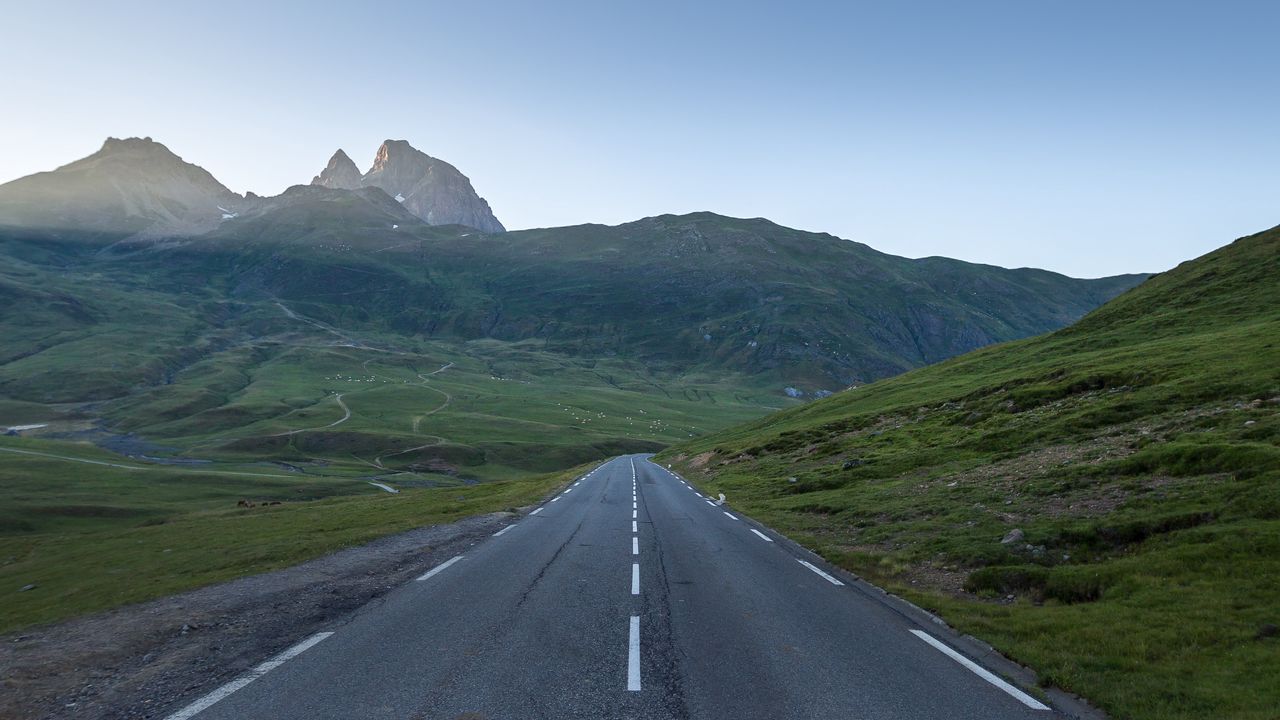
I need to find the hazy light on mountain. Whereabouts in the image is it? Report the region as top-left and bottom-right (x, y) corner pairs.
(0, 0), (1277, 276)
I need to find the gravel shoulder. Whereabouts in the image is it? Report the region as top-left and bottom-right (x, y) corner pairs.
(0, 511), (516, 720)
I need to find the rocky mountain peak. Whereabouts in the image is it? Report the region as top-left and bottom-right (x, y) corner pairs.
(99, 136), (164, 153)
(311, 149), (362, 190)
(82, 137), (193, 170)
(0, 136), (243, 238)
(304, 139), (505, 233)
(369, 139), (417, 169)
(356, 139), (505, 233)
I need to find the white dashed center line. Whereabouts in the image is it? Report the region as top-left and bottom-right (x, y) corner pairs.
(631, 563), (640, 595)
(628, 616), (642, 691)
(632, 537), (639, 555)
(632, 520), (638, 532)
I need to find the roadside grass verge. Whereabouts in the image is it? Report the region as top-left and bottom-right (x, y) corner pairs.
(659, 226), (1280, 719)
(0, 451), (585, 633)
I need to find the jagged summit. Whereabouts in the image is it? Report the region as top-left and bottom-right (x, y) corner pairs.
(0, 135), (506, 238)
(308, 139), (505, 233)
(311, 149), (362, 190)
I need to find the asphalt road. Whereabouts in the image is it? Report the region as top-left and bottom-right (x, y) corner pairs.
(164, 455), (1060, 720)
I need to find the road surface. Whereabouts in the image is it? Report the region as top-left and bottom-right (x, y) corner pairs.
(162, 455), (1058, 720)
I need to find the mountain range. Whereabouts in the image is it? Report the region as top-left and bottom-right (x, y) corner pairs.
(0, 137), (503, 238)
(0, 136), (1145, 476)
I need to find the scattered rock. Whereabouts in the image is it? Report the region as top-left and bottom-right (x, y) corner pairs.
(1000, 529), (1025, 545)
(1244, 420), (1256, 426)
(841, 459), (864, 470)
(19, 584), (36, 592)
(1257, 623), (1278, 640)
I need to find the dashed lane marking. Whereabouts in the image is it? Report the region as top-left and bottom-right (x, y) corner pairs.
(416, 555), (463, 581)
(628, 616), (642, 691)
(909, 630), (1050, 710)
(163, 631), (335, 720)
(797, 559), (844, 585)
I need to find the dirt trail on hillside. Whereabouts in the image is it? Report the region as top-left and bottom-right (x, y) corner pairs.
(0, 512), (516, 720)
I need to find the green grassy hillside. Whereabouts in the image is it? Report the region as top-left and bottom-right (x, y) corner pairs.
(0, 201), (1141, 485)
(659, 225), (1280, 720)
(0, 436), (583, 632)
(178, 207), (1143, 391)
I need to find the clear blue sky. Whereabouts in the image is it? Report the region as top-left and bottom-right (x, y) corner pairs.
(2, 0), (1276, 277)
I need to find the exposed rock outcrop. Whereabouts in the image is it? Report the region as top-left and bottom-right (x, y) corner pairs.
(309, 139), (504, 233)
(310, 149), (362, 190)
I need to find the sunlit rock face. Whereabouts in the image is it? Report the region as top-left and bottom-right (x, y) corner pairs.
(311, 149), (362, 190)
(356, 140), (504, 233)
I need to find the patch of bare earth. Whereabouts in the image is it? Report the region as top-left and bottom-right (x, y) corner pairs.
(687, 451), (716, 470)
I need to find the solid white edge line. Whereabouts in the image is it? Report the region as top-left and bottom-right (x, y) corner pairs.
(632, 536), (639, 555)
(797, 559), (845, 586)
(494, 524), (515, 536)
(416, 555), (463, 581)
(908, 630), (1050, 710)
(551, 497), (560, 502)
(530, 508), (543, 515)
(163, 631), (335, 720)
(722, 511), (738, 520)
(628, 616), (641, 691)
(631, 563), (640, 595)
(749, 529), (773, 542)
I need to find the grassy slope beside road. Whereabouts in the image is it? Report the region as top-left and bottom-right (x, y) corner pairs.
(659, 225), (1280, 720)
(0, 443), (588, 633)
